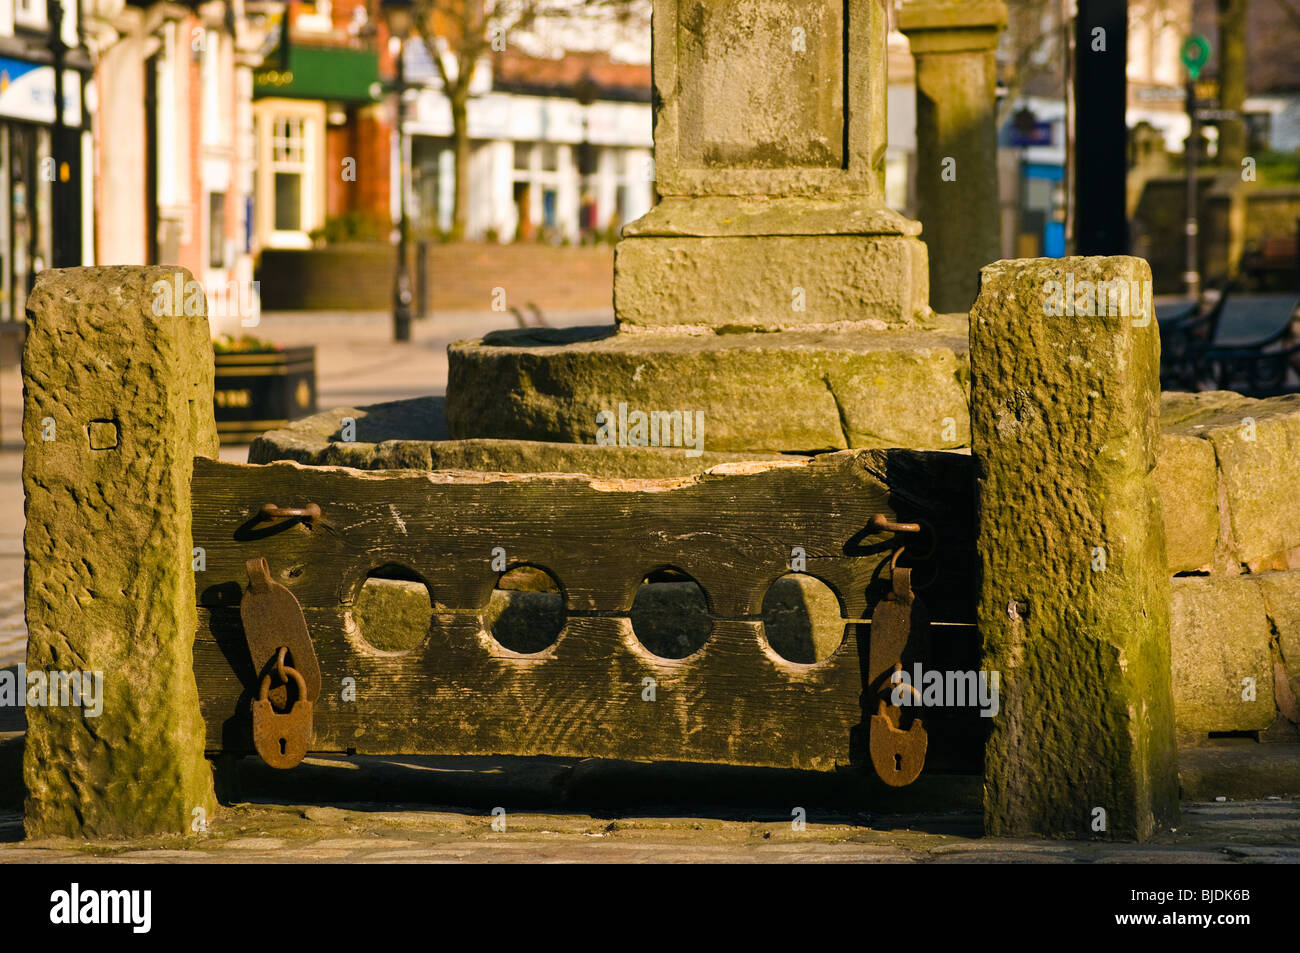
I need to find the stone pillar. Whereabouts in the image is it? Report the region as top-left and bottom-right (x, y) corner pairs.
(898, 1), (1006, 315)
(22, 266), (218, 837)
(448, 0), (974, 455)
(614, 0), (930, 331)
(970, 256), (1179, 841)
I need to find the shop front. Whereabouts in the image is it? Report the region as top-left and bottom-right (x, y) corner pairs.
(0, 52), (88, 324)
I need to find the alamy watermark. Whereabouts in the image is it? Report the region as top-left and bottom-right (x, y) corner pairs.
(596, 403), (705, 457)
(151, 272), (261, 326)
(50, 884), (150, 933)
(1042, 274), (1152, 326)
(0, 665), (104, 717)
(890, 664), (1001, 718)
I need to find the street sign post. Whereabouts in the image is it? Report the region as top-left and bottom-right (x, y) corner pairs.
(1182, 34), (1212, 299)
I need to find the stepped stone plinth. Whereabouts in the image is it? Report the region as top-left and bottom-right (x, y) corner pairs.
(445, 0), (968, 455)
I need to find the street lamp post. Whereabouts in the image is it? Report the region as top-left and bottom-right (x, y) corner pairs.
(1180, 34), (1212, 301)
(47, 0), (68, 268)
(381, 0), (415, 342)
(1184, 78), (1201, 300)
(573, 72), (598, 243)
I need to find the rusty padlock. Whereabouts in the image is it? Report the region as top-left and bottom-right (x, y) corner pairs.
(865, 544), (931, 787)
(869, 700), (928, 787)
(241, 556), (321, 710)
(252, 661), (313, 769)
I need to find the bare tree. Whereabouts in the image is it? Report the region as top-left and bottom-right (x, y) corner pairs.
(413, 0), (643, 240)
(1215, 0), (1246, 166)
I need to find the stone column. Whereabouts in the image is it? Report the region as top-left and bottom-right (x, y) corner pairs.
(970, 256), (1179, 840)
(613, 0), (930, 331)
(22, 266), (218, 837)
(898, 0), (1007, 315)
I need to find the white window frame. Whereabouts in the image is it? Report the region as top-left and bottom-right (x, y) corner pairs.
(255, 99), (325, 249)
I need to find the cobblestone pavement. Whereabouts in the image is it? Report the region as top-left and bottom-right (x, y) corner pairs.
(0, 796), (1296, 863)
(0, 752), (1295, 863)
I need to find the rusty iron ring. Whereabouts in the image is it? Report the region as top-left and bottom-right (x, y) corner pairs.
(259, 663), (307, 706)
(258, 503), (322, 523)
(888, 546), (941, 591)
(273, 645), (289, 684)
(870, 513), (937, 562)
(888, 662), (923, 704)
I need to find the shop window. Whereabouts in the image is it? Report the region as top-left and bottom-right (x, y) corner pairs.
(514, 142), (532, 171)
(274, 174), (302, 232)
(271, 115), (309, 234)
(272, 116), (306, 163)
(15, 0), (46, 28)
(208, 192), (227, 268)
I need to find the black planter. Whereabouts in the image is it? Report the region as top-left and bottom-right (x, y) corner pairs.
(213, 346), (317, 444)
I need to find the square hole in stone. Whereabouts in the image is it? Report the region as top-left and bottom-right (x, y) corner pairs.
(88, 419), (119, 450)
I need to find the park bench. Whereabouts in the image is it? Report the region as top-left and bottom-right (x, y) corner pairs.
(1158, 280), (1230, 390)
(1199, 298), (1300, 397)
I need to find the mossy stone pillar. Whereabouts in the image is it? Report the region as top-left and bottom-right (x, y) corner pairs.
(898, 0), (1007, 315)
(22, 266), (218, 837)
(970, 256), (1179, 840)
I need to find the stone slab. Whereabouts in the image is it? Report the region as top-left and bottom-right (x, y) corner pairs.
(897, 1), (1008, 49)
(1255, 570), (1300, 711)
(1178, 743), (1300, 800)
(1170, 575), (1276, 734)
(250, 397), (792, 478)
(1158, 392), (1300, 572)
(1154, 430), (1222, 573)
(971, 256), (1178, 840)
(22, 266), (218, 837)
(614, 233), (930, 330)
(445, 321), (971, 453)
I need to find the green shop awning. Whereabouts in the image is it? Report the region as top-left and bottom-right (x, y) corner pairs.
(254, 44), (379, 103)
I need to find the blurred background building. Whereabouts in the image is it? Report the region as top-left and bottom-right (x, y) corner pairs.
(0, 0), (1296, 323)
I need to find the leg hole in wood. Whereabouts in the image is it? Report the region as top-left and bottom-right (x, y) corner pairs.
(489, 565), (565, 654)
(630, 568), (713, 660)
(760, 573), (845, 665)
(353, 566), (433, 653)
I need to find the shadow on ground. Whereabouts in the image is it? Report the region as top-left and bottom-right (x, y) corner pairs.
(216, 752), (981, 836)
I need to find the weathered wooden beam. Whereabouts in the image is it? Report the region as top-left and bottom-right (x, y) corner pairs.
(191, 449), (978, 771)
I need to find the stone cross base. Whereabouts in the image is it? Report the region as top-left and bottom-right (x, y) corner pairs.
(614, 198), (931, 331)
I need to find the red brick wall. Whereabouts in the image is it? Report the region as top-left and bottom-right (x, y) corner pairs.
(429, 243), (614, 313)
(326, 107), (391, 224)
(259, 242), (615, 312)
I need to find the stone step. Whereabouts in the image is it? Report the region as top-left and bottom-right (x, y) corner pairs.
(445, 319), (972, 453)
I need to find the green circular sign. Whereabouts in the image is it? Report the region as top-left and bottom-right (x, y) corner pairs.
(1181, 34), (1212, 79)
